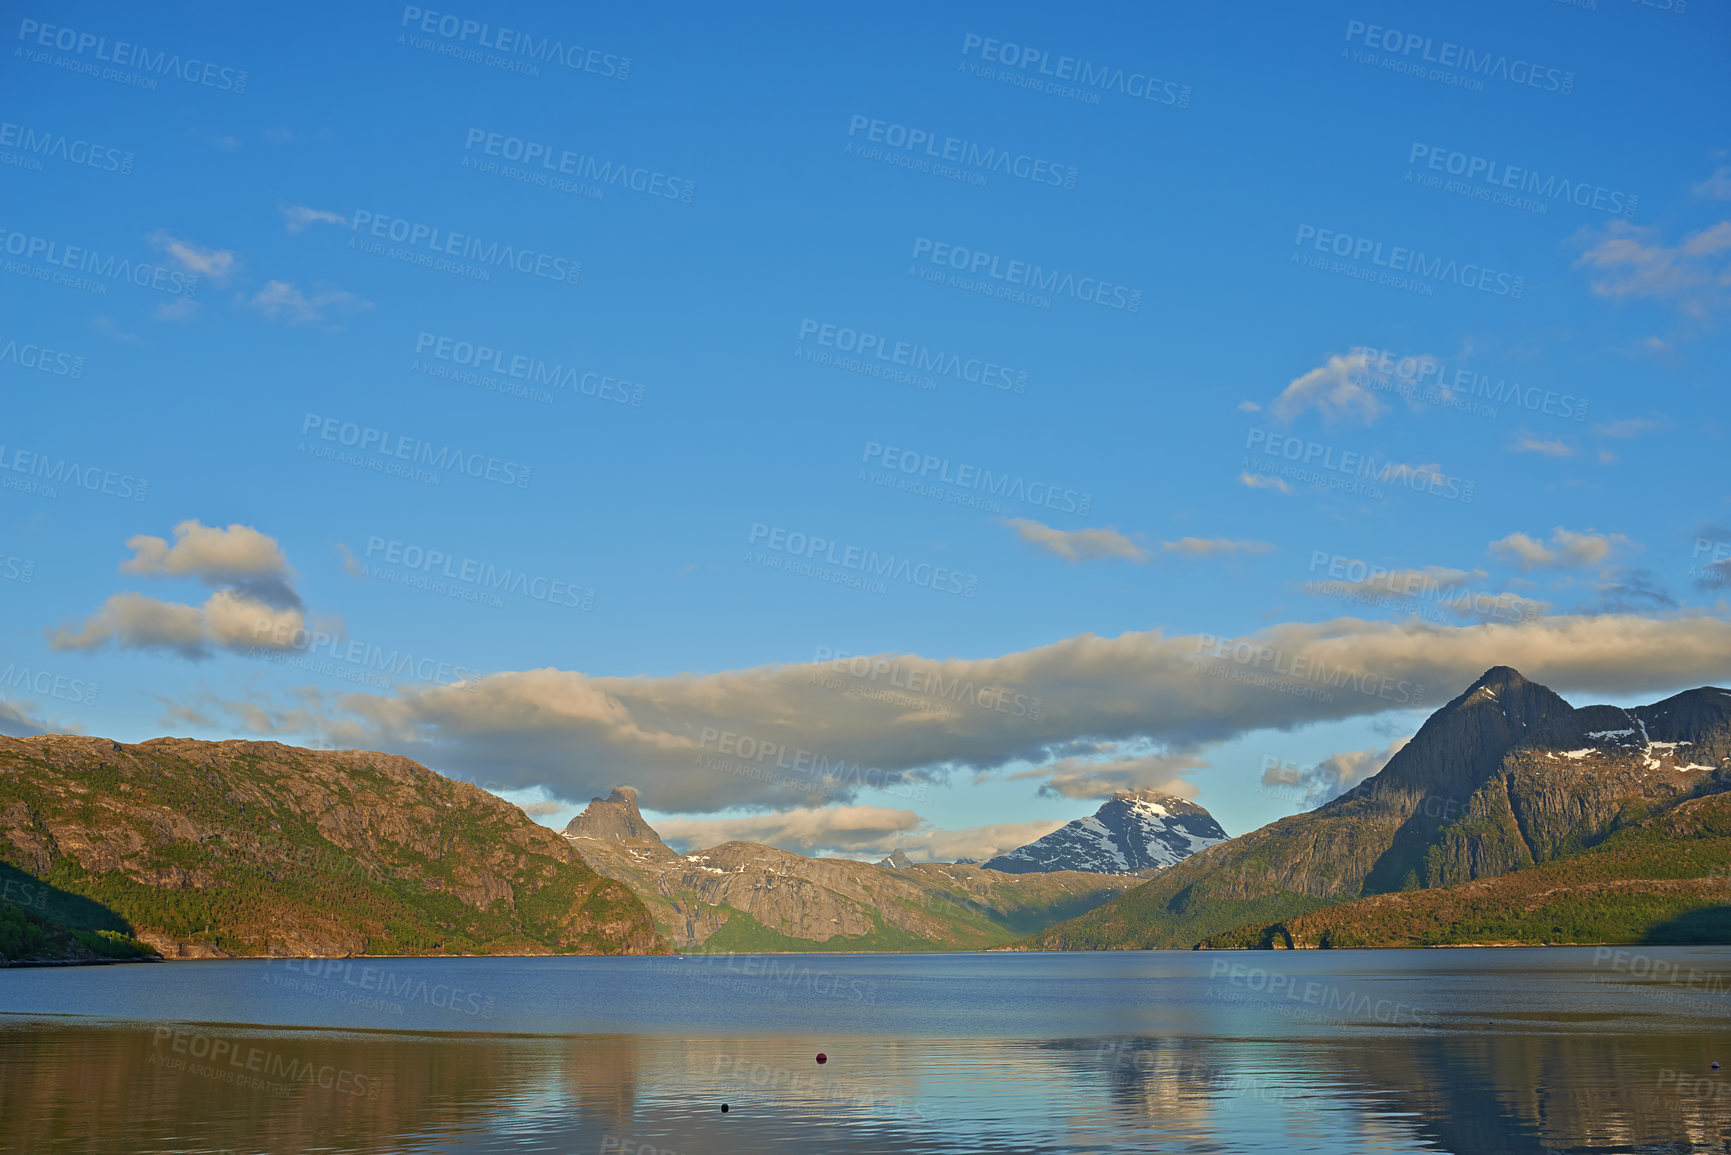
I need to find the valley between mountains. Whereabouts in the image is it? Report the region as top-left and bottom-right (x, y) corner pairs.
(2, 666), (1728, 962)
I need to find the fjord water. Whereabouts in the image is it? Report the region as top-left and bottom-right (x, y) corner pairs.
(2, 949), (1728, 1153)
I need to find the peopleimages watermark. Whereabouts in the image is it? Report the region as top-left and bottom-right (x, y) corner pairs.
(1406, 143), (1635, 219)
(360, 535), (594, 611)
(1242, 429), (1475, 504)
(958, 34), (1190, 109)
(844, 114), (1078, 190)
(248, 620), (484, 692)
(346, 211), (579, 287)
(0, 551), (35, 583)
(1591, 946), (1731, 1014)
(694, 726), (926, 803)
(1303, 551), (1541, 626)
(297, 413), (533, 489)
(655, 951), (880, 1005)
(411, 332), (644, 407)
(909, 237), (1142, 313)
(1341, 20), (1574, 96)
(1293, 225), (1525, 299)
(746, 523), (980, 598)
(0, 663), (99, 707)
(1346, 345), (1588, 423)
(860, 440), (1090, 517)
(794, 318), (1029, 395)
(263, 958), (496, 1018)
(15, 19), (249, 94)
(1, 228), (199, 298)
(1192, 635), (1427, 707)
(0, 875), (50, 913)
(0, 337), (84, 379)
(397, 7), (629, 80)
(1690, 535), (1730, 589)
(1207, 959), (1432, 1026)
(150, 1025), (380, 1100)
(0, 443), (148, 502)
(809, 647), (1043, 720)
(461, 128), (692, 204)
(0, 120), (133, 177)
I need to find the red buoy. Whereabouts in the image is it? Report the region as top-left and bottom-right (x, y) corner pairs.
(816, 1053), (827, 1064)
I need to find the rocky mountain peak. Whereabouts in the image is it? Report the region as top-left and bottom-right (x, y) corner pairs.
(564, 785), (664, 845)
(876, 850), (915, 869)
(983, 793), (1229, 875)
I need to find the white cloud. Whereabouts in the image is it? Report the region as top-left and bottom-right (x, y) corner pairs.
(1007, 751), (1206, 800)
(1573, 219), (1731, 320)
(122, 519), (299, 606)
(1161, 537), (1275, 559)
(0, 696), (87, 737)
(246, 280), (371, 326)
(176, 611), (1731, 814)
(1489, 527), (1630, 571)
(48, 522), (310, 658)
(1238, 472), (1293, 495)
(1303, 564), (1548, 624)
(154, 298), (199, 323)
(1594, 416), (1671, 439)
(1693, 165), (1731, 201)
(280, 203), (350, 232)
(1268, 351), (1389, 425)
(337, 543), (366, 578)
(655, 805), (1069, 864)
(1511, 435), (1577, 458)
(1262, 738), (1409, 808)
(147, 231), (237, 283)
(1005, 518), (1148, 563)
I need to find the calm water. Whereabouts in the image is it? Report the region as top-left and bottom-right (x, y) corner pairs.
(2, 948), (1729, 1153)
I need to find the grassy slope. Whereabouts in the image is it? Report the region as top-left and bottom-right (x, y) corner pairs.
(0, 736), (665, 960)
(1197, 790), (1731, 948)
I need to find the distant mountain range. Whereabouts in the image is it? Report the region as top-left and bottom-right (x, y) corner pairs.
(983, 792), (1229, 874)
(10, 664), (1725, 964)
(1019, 667), (1731, 950)
(0, 736), (665, 963)
(562, 788), (1132, 951)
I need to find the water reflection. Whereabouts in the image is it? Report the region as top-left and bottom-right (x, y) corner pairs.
(3, 1021), (1730, 1153)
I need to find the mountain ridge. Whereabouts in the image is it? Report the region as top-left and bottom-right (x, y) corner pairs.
(1017, 668), (1731, 950)
(0, 734), (667, 961)
(560, 788), (1132, 950)
(983, 791), (1228, 874)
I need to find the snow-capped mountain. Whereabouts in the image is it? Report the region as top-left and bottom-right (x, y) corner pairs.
(983, 792), (1229, 875)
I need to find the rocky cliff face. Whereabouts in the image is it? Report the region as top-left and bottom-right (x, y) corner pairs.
(0, 735), (666, 959)
(983, 792), (1228, 874)
(561, 788), (1130, 950)
(1023, 668), (1731, 950)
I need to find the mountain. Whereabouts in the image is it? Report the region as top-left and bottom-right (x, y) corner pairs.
(876, 850), (914, 869)
(983, 792), (1229, 874)
(0, 735), (666, 961)
(1198, 788), (1731, 948)
(561, 788), (1131, 951)
(1019, 668), (1731, 950)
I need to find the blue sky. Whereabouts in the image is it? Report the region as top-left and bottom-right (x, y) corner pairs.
(4, 0), (1730, 861)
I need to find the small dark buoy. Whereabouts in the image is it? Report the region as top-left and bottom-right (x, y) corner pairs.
(720, 1103), (729, 1113)
(815, 1052), (827, 1064)
(1713, 1062), (1722, 1070)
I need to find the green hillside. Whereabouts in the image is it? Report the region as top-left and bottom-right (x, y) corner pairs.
(0, 735), (666, 962)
